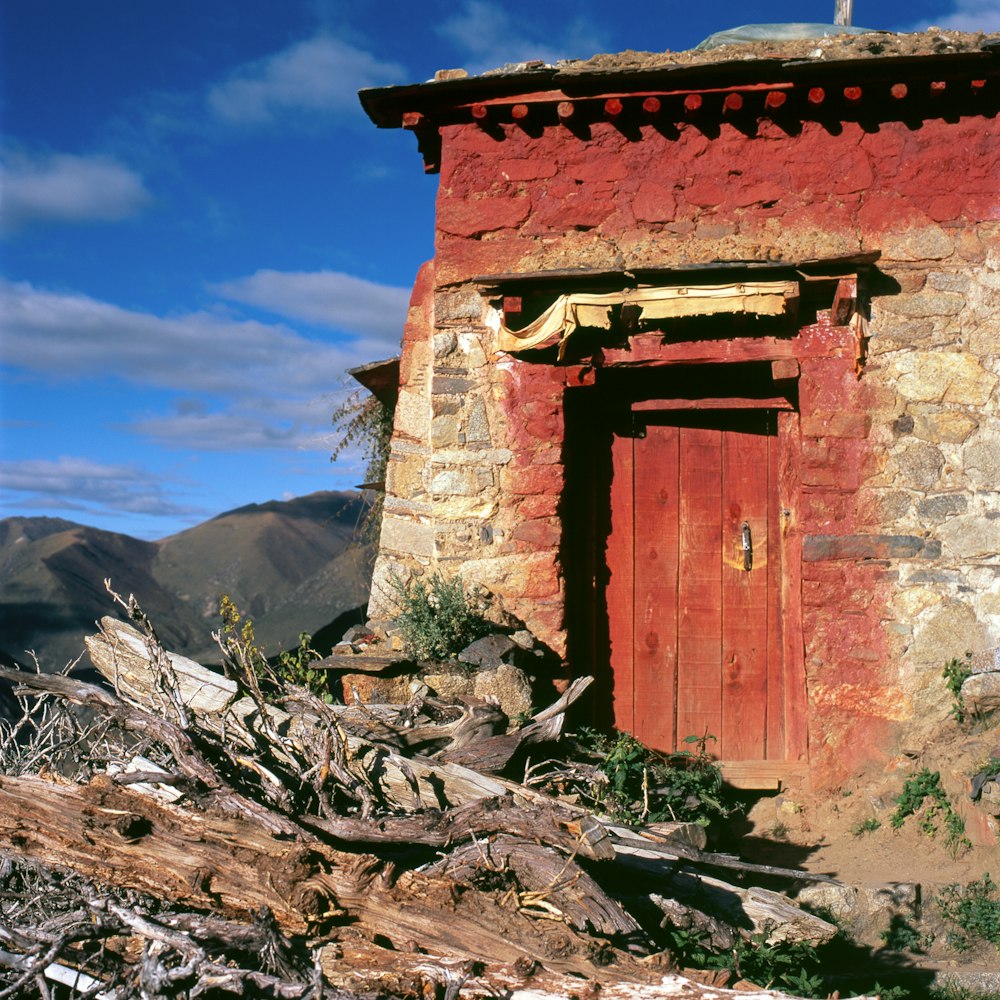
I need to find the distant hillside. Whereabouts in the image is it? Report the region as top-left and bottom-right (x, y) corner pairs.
(0, 492), (373, 671)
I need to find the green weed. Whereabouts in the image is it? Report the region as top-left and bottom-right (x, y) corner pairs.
(218, 597), (331, 701)
(937, 874), (1000, 953)
(943, 652), (974, 724)
(851, 817), (881, 836)
(577, 730), (732, 827)
(880, 915), (925, 953)
(890, 768), (971, 858)
(390, 571), (492, 661)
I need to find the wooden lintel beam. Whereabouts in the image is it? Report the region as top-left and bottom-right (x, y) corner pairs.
(632, 396), (795, 412)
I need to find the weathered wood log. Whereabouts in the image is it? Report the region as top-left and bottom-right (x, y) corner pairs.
(423, 834), (645, 942)
(0, 773), (645, 980)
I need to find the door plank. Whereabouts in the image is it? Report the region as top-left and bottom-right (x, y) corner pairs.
(721, 418), (770, 760)
(632, 425), (679, 752)
(778, 411), (809, 760)
(676, 427), (723, 746)
(607, 430), (635, 735)
(766, 423), (786, 758)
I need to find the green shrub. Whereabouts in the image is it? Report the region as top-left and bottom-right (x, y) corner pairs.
(577, 730), (732, 827)
(937, 874), (1000, 953)
(391, 571), (492, 661)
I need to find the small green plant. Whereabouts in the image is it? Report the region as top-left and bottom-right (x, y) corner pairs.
(577, 730), (732, 826)
(713, 934), (824, 997)
(870, 983), (911, 1000)
(943, 652), (974, 724)
(937, 874), (1000, 953)
(660, 926), (825, 996)
(890, 768), (971, 858)
(277, 632), (331, 703)
(880, 915), (925, 952)
(390, 571), (492, 660)
(218, 598), (331, 700)
(851, 817), (881, 836)
(770, 821), (790, 840)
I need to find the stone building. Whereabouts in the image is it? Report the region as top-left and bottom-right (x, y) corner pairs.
(355, 29), (1000, 788)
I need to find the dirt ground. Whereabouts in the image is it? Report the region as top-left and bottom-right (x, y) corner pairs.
(731, 717), (1000, 991)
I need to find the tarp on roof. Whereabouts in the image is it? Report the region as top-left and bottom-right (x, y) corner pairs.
(696, 23), (882, 50)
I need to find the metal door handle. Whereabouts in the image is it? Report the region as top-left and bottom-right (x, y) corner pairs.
(742, 522), (753, 571)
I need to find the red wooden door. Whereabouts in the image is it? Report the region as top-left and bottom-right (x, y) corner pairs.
(607, 409), (784, 760)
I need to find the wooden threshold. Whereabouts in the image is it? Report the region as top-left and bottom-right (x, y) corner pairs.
(718, 760), (808, 791)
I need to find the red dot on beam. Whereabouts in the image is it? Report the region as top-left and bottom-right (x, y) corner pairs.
(764, 91), (787, 109)
(972, 79), (986, 91)
(890, 83), (908, 99)
(844, 86), (862, 102)
(471, 103), (488, 120)
(684, 94), (702, 112)
(604, 98), (624, 116)
(723, 93), (743, 112)
(511, 104), (529, 119)
(402, 111), (424, 128)
(930, 81), (946, 94)
(642, 96), (661, 114)
(556, 101), (575, 119)
(808, 87), (825, 105)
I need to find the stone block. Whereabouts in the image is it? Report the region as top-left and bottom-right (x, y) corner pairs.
(892, 352), (997, 406)
(432, 331), (457, 358)
(512, 518), (561, 548)
(393, 387), (430, 442)
(464, 398), (491, 444)
(963, 436), (1000, 485)
(895, 441), (944, 490)
(458, 634), (517, 669)
(429, 468), (481, 496)
(962, 672), (1000, 715)
(435, 289), (483, 323)
(801, 410), (870, 439)
(939, 514), (1000, 559)
(379, 515), (434, 558)
(340, 673), (415, 704)
(795, 882), (919, 949)
(883, 291), (965, 318)
(916, 494), (968, 522)
(912, 410), (978, 444)
(473, 663), (534, 718)
(431, 413), (461, 448)
(432, 375), (474, 395)
(802, 534), (939, 562)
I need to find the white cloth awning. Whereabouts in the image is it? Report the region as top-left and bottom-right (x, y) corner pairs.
(488, 280), (800, 356)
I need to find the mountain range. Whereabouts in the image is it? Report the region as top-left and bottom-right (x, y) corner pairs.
(0, 491), (373, 672)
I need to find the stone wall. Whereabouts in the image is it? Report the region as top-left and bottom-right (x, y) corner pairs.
(370, 107), (1000, 785)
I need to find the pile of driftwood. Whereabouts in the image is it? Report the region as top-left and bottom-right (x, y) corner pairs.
(0, 593), (844, 999)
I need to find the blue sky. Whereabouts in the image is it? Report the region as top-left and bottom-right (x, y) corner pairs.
(2, 0), (996, 540)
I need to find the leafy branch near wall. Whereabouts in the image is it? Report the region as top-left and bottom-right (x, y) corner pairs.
(331, 388), (394, 545)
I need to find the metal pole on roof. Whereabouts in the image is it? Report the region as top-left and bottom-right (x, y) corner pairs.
(834, 0), (854, 25)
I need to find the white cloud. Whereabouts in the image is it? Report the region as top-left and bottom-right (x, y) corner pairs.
(0, 278), (387, 456)
(0, 277), (355, 398)
(0, 456), (199, 517)
(436, 1), (606, 72)
(0, 152), (151, 232)
(211, 269), (409, 343)
(207, 34), (406, 125)
(904, 0), (1000, 30)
